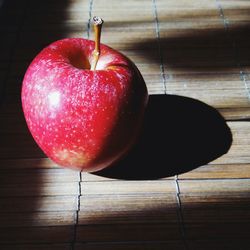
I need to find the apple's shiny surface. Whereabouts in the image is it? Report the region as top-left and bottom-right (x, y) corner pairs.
(22, 38), (148, 172)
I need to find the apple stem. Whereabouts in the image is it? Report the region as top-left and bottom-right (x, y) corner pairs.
(91, 16), (104, 71)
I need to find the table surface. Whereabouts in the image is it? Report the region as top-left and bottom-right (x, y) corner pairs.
(0, 0), (250, 249)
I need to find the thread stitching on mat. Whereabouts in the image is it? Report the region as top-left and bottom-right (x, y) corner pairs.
(240, 72), (250, 100)
(152, 0), (167, 94)
(216, 0), (250, 100)
(71, 0), (94, 247)
(71, 171), (82, 250)
(175, 175), (189, 250)
(87, 0), (94, 39)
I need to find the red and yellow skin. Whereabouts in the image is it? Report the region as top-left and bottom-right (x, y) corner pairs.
(21, 38), (148, 172)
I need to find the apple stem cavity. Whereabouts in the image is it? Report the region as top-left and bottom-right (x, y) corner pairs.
(91, 16), (104, 71)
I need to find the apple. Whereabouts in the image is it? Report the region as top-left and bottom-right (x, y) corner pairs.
(21, 17), (148, 172)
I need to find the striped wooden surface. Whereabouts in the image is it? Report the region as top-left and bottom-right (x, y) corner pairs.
(0, 0), (250, 249)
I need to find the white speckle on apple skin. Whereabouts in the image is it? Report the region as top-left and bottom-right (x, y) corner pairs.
(48, 90), (61, 108)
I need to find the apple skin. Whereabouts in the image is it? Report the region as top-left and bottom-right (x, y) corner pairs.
(21, 38), (148, 172)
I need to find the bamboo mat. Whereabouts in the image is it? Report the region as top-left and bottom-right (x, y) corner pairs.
(0, 0), (250, 249)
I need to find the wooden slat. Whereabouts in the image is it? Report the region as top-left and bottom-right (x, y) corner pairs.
(0, 168), (79, 183)
(0, 244), (71, 250)
(0, 196), (78, 212)
(91, 0), (155, 26)
(187, 239), (250, 250)
(0, 211), (75, 227)
(81, 180), (176, 195)
(0, 158), (56, 169)
(75, 241), (185, 250)
(23, 11), (89, 29)
(0, 133), (45, 158)
(179, 179), (250, 194)
(219, 107), (250, 120)
(166, 75), (250, 110)
(213, 122), (250, 164)
(179, 163), (250, 179)
(0, 182), (79, 196)
(79, 194), (177, 225)
(183, 217), (250, 240)
(76, 224), (181, 242)
(0, 226), (74, 244)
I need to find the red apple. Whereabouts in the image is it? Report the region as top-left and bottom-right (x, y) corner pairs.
(21, 17), (148, 172)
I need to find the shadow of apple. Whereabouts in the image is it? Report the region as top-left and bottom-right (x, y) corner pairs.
(94, 94), (232, 180)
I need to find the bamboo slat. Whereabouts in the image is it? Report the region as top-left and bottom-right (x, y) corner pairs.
(179, 179), (250, 194)
(0, 158), (56, 169)
(76, 224), (181, 242)
(0, 182), (79, 197)
(213, 122), (250, 164)
(0, 226), (74, 244)
(0, 244), (71, 250)
(0, 196), (78, 212)
(0, 211), (75, 227)
(81, 180), (176, 195)
(79, 194), (177, 225)
(179, 163), (250, 179)
(75, 241), (185, 250)
(187, 240), (250, 250)
(0, 168), (79, 183)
